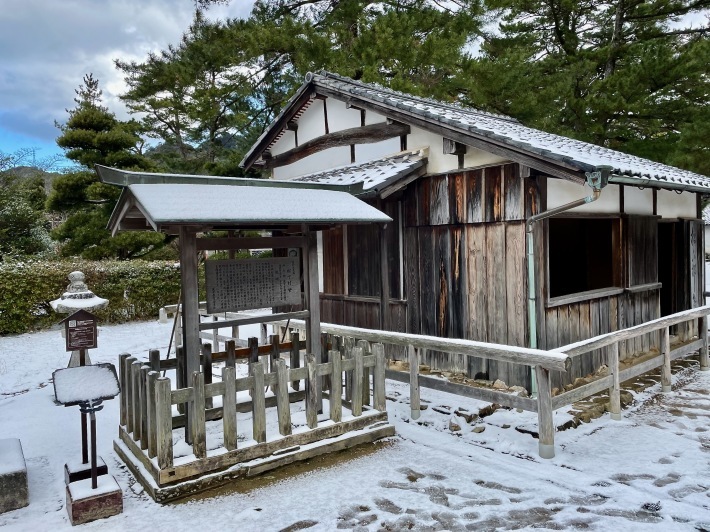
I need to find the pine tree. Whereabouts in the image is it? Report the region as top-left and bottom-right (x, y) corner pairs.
(49, 74), (167, 260)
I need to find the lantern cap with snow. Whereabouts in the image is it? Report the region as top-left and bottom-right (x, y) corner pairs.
(50, 271), (109, 314)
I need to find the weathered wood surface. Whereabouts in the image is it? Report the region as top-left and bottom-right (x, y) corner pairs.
(329, 350), (343, 422)
(263, 122), (410, 169)
(408, 345), (421, 419)
(535, 366), (555, 458)
(373, 344), (386, 412)
(155, 377), (173, 469)
(251, 363), (266, 443)
(282, 321), (570, 372)
(275, 360), (292, 436)
(191, 371), (207, 459)
(306, 354), (319, 429)
(222, 366), (237, 451)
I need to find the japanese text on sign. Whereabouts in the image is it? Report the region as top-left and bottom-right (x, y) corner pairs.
(205, 257), (301, 313)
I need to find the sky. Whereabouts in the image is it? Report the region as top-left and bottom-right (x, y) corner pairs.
(0, 0), (254, 170)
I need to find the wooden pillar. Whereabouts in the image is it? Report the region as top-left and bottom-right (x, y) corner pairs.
(700, 315), (709, 371)
(661, 326), (672, 392)
(379, 224), (390, 331)
(179, 226), (200, 440)
(304, 228), (322, 412)
(408, 344), (420, 420)
(608, 342), (621, 420)
(535, 365), (555, 459)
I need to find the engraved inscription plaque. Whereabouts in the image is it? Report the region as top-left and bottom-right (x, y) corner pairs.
(205, 257), (301, 313)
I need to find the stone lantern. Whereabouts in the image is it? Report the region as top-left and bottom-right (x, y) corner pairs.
(50, 271), (108, 367)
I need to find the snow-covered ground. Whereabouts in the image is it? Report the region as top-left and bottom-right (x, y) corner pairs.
(1, 320), (710, 531)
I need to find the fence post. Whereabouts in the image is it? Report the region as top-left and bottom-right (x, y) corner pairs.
(343, 337), (354, 401)
(118, 353), (130, 427)
(352, 347), (364, 416)
(149, 349), (161, 372)
(147, 371), (158, 458)
(140, 365), (151, 450)
(661, 326), (672, 392)
(201, 343), (213, 409)
(329, 350), (342, 422)
(408, 344), (421, 420)
(192, 371), (206, 459)
(373, 343), (386, 412)
(123, 357), (136, 432)
(212, 316), (219, 352)
(176, 346), (186, 415)
(251, 362), (267, 443)
(608, 342), (621, 421)
(222, 366), (237, 451)
(306, 354), (318, 429)
(275, 360), (292, 436)
(700, 315), (709, 371)
(290, 332), (301, 391)
(357, 340), (371, 406)
(131, 360), (143, 441)
(155, 377), (173, 469)
(226, 340), (236, 369)
(535, 365), (555, 459)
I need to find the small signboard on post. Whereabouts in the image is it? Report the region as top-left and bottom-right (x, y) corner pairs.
(64, 310), (98, 352)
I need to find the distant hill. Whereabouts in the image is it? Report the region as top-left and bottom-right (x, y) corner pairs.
(2, 165), (61, 192)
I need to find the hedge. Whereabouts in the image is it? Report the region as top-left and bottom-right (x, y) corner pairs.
(0, 260), (182, 335)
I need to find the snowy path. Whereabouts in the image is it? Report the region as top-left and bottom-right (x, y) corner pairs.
(1, 320), (710, 531)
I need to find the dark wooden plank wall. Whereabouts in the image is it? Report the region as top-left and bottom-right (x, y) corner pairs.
(322, 226), (344, 294)
(403, 163), (532, 384)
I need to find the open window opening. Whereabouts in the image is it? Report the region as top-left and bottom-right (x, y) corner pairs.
(548, 217), (622, 299)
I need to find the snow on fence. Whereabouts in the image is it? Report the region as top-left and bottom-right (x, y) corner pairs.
(278, 304), (710, 460)
(115, 333), (391, 501)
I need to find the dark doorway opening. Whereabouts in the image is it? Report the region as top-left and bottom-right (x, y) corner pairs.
(658, 221), (677, 317)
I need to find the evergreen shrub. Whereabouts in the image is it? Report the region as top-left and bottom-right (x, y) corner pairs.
(0, 260), (181, 334)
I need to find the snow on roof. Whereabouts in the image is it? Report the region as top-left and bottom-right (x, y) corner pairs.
(243, 71), (710, 192)
(703, 205), (710, 225)
(110, 183), (392, 233)
(289, 149), (427, 192)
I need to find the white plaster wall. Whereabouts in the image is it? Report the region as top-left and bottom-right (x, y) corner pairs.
(407, 126), (459, 174)
(623, 186), (653, 215)
(364, 110), (387, 125)
(317, 231), (324, 292)
(327, 99), (362, 132)
(462, 146), (507, 170)
(657, 189), (697, 219)
(355, 138), (402, 163)
(547, 179), (620, 213)
(273, 146), (352, 179)
(269, 130), (296, 157)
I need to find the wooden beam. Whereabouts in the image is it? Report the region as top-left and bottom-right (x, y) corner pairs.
(443, 138), (467, 155)
(263, 122), (411, 169)
(196, 236), (305, 251)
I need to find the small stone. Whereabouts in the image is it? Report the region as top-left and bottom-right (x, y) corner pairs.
(551, 387), (560, 397)
(509, 386), (528, 397)
(596, 365), (609, 377)
(501, 424), (510, 429)
(573, 377), (590, 387)
(472, 426), (486, 433)
(492, 379), (507, 390)
(449, 420), (462, 432)
(419, 364), (430, 372)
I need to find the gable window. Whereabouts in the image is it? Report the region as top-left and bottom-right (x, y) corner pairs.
(547, 217), (622, 301)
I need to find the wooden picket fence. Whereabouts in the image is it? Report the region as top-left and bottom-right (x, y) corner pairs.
(116, 335), (390, 490)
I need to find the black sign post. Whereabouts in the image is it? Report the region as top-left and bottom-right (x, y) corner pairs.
(62, 309), (99, 464)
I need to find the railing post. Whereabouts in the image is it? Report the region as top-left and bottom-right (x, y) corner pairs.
(373, 343), (386, 412)
(131, 360), (143, 441)
(191, 371), (206, 459)
(661, 326), (672, 392)
(357, 340), (371, 406)
(201, 343), (213, 409)
(608, 342), (621, 421)
(329, 350), (342, 422)
(147, 371), (158, 458)
(251, 362), (267, 442)
(290, 332), (301, 391)
(700, 315), (709, 371)
(149, 349), (161, 372)
(352, 347), (364, 416)
(408, 344), (421, 420)
(222, 366), (237, 451)
(306, 354), (318, 429)
(123, 357), (136, 432)
(275, 360), (292, 436)
(226, 340), (236, 369)
(140, 365), (151, 450)
(118, 353), (130, 427)
(535, 365), (555, 459)
(155, 377), (173, 469)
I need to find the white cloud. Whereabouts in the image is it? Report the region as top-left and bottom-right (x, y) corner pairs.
(0, 0), (254, 151)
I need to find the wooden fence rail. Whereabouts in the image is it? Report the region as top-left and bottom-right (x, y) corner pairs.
(278, 305), (710, 459)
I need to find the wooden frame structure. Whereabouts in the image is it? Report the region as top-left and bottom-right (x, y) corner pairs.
(102, 175), (395, 500)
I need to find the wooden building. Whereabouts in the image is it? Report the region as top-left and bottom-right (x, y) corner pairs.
(240, 71), (710, 388)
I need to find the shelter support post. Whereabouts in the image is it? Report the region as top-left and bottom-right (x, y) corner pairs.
(179, 226), (200, 442)
(304, 228), (322, 412)
(700, 315), (709, 371)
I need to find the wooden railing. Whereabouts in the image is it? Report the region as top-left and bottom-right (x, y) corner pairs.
(279, 305), (710, 459)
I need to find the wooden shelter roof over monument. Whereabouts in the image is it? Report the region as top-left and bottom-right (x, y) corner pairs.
(106, 181), (392, 235)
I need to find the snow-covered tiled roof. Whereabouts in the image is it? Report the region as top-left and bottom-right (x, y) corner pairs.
(703, 205), (710, 225)
(242, 71), (710, 192)
(289, 149), (427, 194)
(108, 183), (392, 235)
